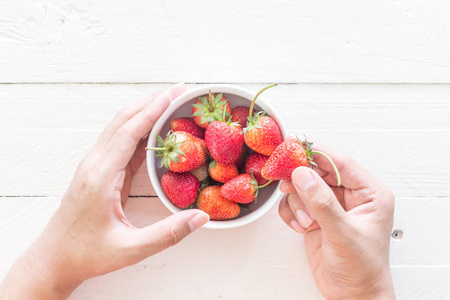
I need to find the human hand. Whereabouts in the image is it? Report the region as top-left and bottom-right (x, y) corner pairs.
(278, 144), (395, 300)
(0, 83), (210, 299)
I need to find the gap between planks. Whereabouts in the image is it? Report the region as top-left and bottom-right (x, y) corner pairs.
(2, 82), (450, 85)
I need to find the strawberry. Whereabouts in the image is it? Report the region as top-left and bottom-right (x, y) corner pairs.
(220, 174), (271, 204)
(192, 91), (232, 129)
(231, 106), (251, 128)
(190, 162), (209, 182)
(244, 84), (283, 156)
(147, 131), (207, 173)
(245, 152), (273, 186)
(235, 145), (247, 169)
(261, 137), (341, 185)
(161, 171), (200, 208)
(197, 186), (240, 220)
(190, 162), (209, 188)
(170, 117), (205, 139)
(209, 161), (239, 183)
(205, 120), (244, 165)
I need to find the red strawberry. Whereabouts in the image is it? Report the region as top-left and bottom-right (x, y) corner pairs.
(245, 152), (273, 186)
(209, 161), (239, 183)
(197, 186), (240, 220)
(192, 91), (232, 129)
(235, 145), (247, 169)
(161, 171), (200, 208)
(147, 131), (207, 173)
(231, 106), (251, 128)
(244, 84), (283, 156)
(170, 117), (205, 139)
(220, 174), (271, 204)
(205, 120), (244, 165)
(261, 137), (341, 186)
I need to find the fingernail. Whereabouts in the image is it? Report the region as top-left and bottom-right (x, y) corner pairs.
(188, 211), (209, 231)
(292, 167), (315, 191)
(290, 220), (303, 233)
(296, 209), (313, 228)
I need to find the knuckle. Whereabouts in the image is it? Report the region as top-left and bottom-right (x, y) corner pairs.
(82, 166), (103, 192)
(117, 125), (140, 144)
(114, 106), (132, 120)
(162, 226), (182, 247)
(311, 192), (334, 214)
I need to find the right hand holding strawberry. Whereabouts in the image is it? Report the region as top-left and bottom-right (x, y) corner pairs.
(279, 144), (395, 300)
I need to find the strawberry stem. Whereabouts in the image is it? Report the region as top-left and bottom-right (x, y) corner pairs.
(310, 150), (341, 187)
(257, 180), (273, 189)
(248, 83), (278, 126)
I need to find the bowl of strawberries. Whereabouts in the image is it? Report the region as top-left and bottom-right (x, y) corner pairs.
(146, 84), (289, 229)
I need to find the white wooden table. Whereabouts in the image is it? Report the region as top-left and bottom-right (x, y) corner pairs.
(1, 1), (450, 299)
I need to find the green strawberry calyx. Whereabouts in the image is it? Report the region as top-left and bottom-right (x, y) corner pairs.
(244, 83), (278, 134)
(192, 90), (230, 125)
(250, 172), (273, 202)
(297, 136), (342, 187)
(146, 131), (185, 169)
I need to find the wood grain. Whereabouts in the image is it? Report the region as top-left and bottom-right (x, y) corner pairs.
(1, 1), (450, 83)
(1, 84), (449, 197)
(1, 196), (449, 299)
(3, 84), (450, 130)
(1, 128), (448, 197)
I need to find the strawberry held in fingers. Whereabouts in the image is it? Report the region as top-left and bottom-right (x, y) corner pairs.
(205, 120), (244, 165)
(245, 152), (272, 186)
(161, 172), (200, 208)
(209, 161), (239, 183)
(220, 174), (272, 204)
(197, 186), (240, 220)
(261, 137), (341, 185)
(192, 91), (232, 129)
(170, 117), (205, 139)
(147, 131), (207, 173)
(244, 84), (283, 156)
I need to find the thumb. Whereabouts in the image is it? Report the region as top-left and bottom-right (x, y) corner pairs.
(130, 209), (209, 257)
(291, 167), (347, 234)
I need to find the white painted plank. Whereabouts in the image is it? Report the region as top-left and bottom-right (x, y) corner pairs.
(2, 84), (450, 130)
(0, 197), (449, 299)
(1, 129), (448, 197)
(69, 266), (450, 300)
(392, 267), (450, 300)
(1, 1), (450, 83)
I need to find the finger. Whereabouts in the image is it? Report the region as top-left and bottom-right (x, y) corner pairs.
(95, 83), (186, 150)
(292, 167), (348, 235)
(121, 169), (132, 207)
(279, 165), (328, 193)
(130, 210), (209, 257)
(278, 194), (306, 234)
(103, 90), (172, 173)
(286, 193), (321, 232)
(280, 180), (296, 194)
(311, 142), (382, 190)
(129, 135), (149, 176)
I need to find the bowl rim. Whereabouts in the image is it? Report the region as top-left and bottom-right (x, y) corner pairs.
(146, 84), (287, 229)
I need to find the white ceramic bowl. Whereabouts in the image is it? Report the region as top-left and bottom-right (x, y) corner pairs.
(147, 84), (287, 229)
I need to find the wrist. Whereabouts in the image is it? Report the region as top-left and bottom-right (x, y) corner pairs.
(0, 212), (84, 299)
(342, 268), (395, 300)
